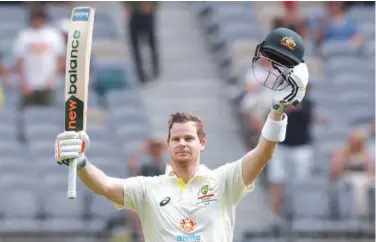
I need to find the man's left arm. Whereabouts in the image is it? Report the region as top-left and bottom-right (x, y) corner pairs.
(241, 111), (284, 186)
(240, 63), (309, 186)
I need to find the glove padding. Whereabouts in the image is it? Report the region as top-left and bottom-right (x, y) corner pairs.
(55, 131), (90, 166)
(272, 63), (309, 112)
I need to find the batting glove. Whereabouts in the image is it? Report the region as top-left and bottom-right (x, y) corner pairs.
(272, 63), (309, 114)
(55, 131), (90, 168)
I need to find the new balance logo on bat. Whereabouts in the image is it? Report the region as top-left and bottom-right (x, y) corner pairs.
(68, 30), (80, 95)
(65, 96), (84, 131)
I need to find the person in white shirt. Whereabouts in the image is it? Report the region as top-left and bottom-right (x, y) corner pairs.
(13, 8), (65, 107)
(55, 28), (309, 241)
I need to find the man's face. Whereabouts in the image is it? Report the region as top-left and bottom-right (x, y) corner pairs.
(168, 122), (205, 164)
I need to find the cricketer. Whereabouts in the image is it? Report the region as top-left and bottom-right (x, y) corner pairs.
(55, 28), (309, 241)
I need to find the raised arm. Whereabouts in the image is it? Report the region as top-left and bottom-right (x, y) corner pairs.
(78, 161), (125, 206)
(241, 111), (284, 185)
(241, 63), (309, 186)
(55, 131), (147, 209)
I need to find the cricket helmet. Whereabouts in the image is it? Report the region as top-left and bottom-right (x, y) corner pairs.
(252, 27), (305, 90)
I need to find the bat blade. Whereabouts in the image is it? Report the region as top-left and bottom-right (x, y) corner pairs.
(64, 6), (95, 199)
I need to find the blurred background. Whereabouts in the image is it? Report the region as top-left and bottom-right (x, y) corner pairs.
(0, 1), (374, 242)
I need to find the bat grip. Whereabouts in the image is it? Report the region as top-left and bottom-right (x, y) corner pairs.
(67, 158), (78, 199)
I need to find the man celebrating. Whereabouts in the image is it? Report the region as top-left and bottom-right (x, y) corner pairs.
(55, 28), (308, 241)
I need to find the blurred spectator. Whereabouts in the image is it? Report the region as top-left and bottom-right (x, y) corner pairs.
(273, 1), (308, 39)
(13, 8), (65, 108)
(127, 137), (167, 177)
(330, 127), (374, 218)
(315, 2), (364, 46)
(240, 57), (274, 149)
(267, 86), (325, 220)
(123, 2), (160, 85)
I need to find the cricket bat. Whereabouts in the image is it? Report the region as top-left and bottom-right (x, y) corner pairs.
(65, 7), (95, 199)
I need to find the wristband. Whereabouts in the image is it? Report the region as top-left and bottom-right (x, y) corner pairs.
(261, 113), (288, 142)
(77, 156), (88, 170)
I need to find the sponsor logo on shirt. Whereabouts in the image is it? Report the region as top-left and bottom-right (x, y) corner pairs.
(177, 218), (201, 242)
(196, 185), (217, 205)
(179, 217), (196, 233)
(159, 197), (171, 206)
(175, 234), (201, 241)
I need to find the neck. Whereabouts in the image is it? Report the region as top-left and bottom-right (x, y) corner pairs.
(171, 161), (200, 184)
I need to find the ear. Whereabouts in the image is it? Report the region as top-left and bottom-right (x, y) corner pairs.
(200, 138), (206, 152)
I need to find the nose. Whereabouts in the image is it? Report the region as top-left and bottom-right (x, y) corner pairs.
(177, 140), (187, 147)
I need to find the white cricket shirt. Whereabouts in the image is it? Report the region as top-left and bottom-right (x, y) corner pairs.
(115, 158), (254, 242)
(13, 26), (64, 90)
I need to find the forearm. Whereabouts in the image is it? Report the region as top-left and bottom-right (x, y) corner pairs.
(242, 111), (286, 185)
(78, 161), (111, 196)
(78, 158), (125, 205)
(255, 111), (283, 157)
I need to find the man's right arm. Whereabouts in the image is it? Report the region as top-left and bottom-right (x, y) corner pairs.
(56, 131), (148, 211)
(78, 161), (125, 207)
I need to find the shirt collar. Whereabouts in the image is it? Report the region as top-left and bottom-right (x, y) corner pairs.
(164, 162), (209, 177)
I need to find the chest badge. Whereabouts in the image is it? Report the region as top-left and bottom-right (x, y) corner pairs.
(196, 185), (217, 205)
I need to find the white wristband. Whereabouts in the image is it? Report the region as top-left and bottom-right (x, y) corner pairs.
(261, 113), (288, 142)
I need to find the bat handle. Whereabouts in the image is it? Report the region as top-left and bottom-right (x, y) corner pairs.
(67, 158), (78, 199)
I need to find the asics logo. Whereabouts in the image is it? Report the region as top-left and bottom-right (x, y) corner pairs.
(160, 197), (171, 206)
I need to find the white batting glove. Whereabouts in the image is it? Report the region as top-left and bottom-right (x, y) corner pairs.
(272, 63), (309, 114)
(55, 131), (90, 168)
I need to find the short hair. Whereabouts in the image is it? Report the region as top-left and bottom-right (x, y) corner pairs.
(167, 112), (206, 143)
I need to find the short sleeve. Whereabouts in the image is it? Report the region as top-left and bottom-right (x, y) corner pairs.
(114, 176), (152, 213)
(214, 159), (254, 206)
(51, 29), (65, 56)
